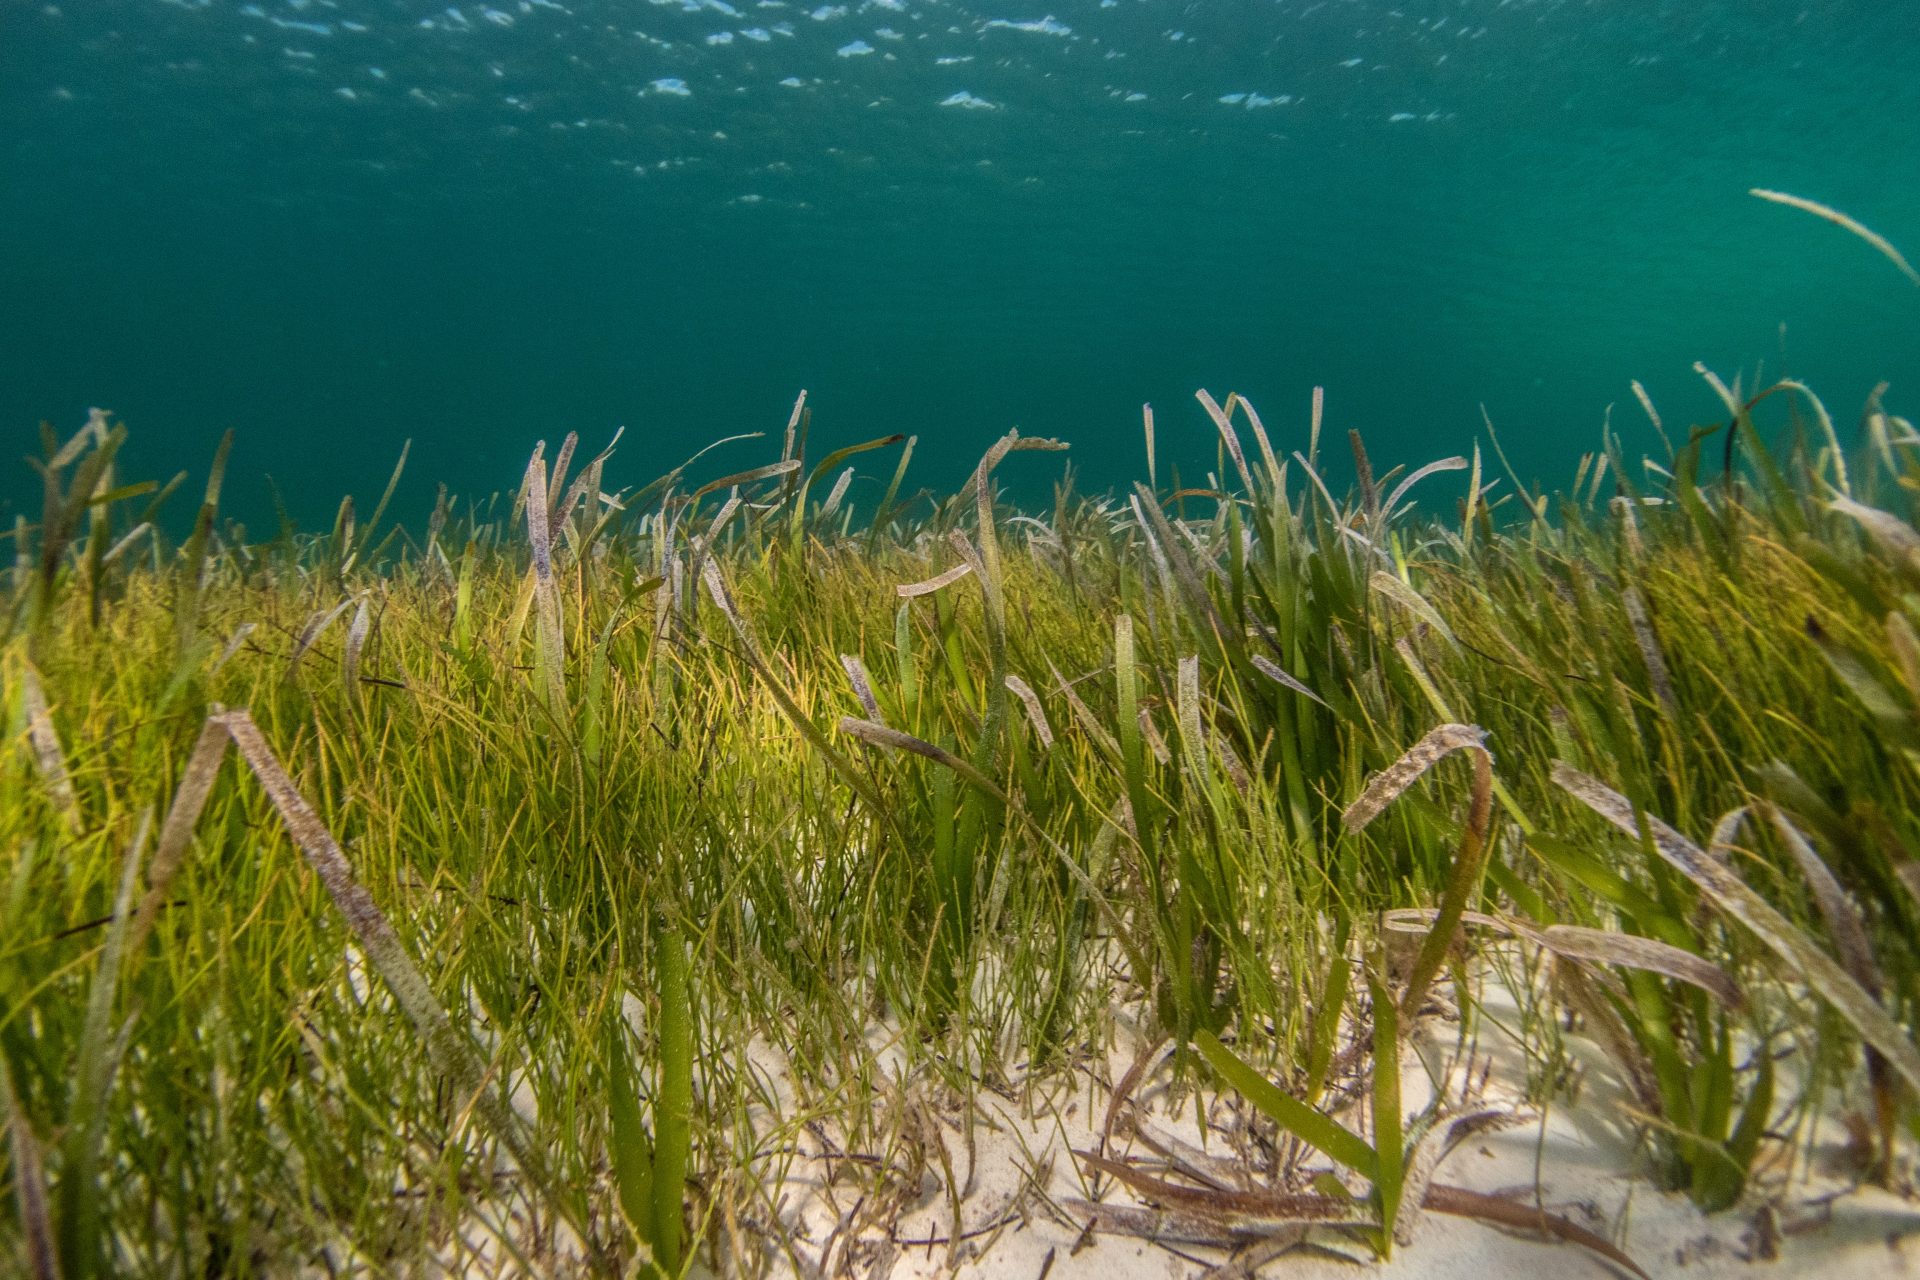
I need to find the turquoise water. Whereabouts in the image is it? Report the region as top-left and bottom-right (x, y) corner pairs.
(3, 0), (1917, 526)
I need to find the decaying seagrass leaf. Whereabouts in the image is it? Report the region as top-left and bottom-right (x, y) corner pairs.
(209, 623), (257, 678)
(1050, 660), (1122, 761)
(1, 1057), (57, 1280)
(819, 466), (855, 518)
(896, 561), (974, 598)
(945, 528), (989, 584)
(342, 595), (371, 709)
(682, 496), (745, 628)
(1235, 394), (1284, 492)
(1211, 731), (1251, 795)
(1750, 188), (1920, 287)
(1828, 494), (1920, 563)
(1769, 805), (1896, 1174)
(544, 433), (579, 522)
(836, 716), (1007, 802)
(219, 715), (521, 1117)
(1423, 1184), (1649, 1280)
(1693, 362), (1743, 421)
(1771, 379), (1850, 497)
(1554, 956), (1665, 1116)
(1132, 483), (1232, 636)
(691, 459), (800, 505)
(129, 715), (231, 953)
(1888, 612), (1920, 703)
(839, 654), (883, 722)
(1342, 724), (1488, 832)
(1282, 445), (1344, 514)
(1382, 456), (1469, 518)
(1630, 380), (1667, 450)
(1128, 1119), (1257, 1193)
(1352, 430), (1380, 522)
(973, 431), (1068, 626)
(781, 389), (807, 463)
(1074, 1152), (1366, 1227)
(1380, 908), (1742, 1008)
(1251, 654), (1329, 709)
(1138, 704), (1172, 765)
(1347, 724), (1495, 1016)
(1865, 384), (1907, 477)
(1894, 860), (1920, 912)
(1175, 655), (1207, 771)
(1621, 586), (1676, 714)
(16, 659), (80, 831)
(1707, 807), (1750, 868)
(1195, 389), (1258, 497)
(1393, 1108), (1521, 1246)
(1553, 763), (1920, 1095)
(286, 598), (355, 683)
(1768, 808), (1879, 996)
(1100, 1035), (1169, 1158)
(548, 427), (623, 536)
(1129, 491), (1177, 599)
(58, 813), (147, 1274)
(101, 520), (152, 566)
(523, 443), (568, 714)
(1058, 1199), (1285, 1247)
(1142, 402), (1157, 490)
(116, 709), (548, 1204)
(1612, 496), (1646, 561)
(1070, 1149), (1648, 1278)
(1204, 1229), (1309, 1280)
(1539, 925), (1742, 1008)
(1369, 571), (1458, 647)
(1004, 673), (1054, 748)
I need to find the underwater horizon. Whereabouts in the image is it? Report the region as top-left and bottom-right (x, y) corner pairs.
(4, 0), (1918, 527)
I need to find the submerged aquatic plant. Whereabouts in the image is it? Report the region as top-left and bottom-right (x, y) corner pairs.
(5, 311), (1920, 1272)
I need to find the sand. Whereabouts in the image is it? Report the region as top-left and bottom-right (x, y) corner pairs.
(739, 982), (1920, 1280)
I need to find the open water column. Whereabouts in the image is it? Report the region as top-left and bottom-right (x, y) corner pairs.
(9, 5), (1920, 1280)
(1, 0), (1916, 524)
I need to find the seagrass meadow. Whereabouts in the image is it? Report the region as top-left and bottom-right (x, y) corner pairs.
(9, 366), (1920, 1278)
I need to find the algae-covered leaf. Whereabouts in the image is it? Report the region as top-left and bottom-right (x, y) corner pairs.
(896, 561), (973, 598)
(1342, 723), (1488, 833)
(838, 716), (1006, 801)
(1538, 925), (1742, 1009)
(1, 1056), (58, 1280)
(1250, 653), (1329, 709)
(1553, 763), (1920, 1095)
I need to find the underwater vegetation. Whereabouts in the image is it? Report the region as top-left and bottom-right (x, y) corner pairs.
(4, 196), (1920, 1277)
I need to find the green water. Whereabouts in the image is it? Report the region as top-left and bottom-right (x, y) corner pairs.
(3, 0), (1917, 526)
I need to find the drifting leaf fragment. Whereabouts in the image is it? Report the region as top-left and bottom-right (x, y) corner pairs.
(1750, 188), (1920, 287)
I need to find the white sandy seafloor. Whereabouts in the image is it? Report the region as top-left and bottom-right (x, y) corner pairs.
(729, 976), (1920, 1280)
(421, 966), (1920, 1279)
